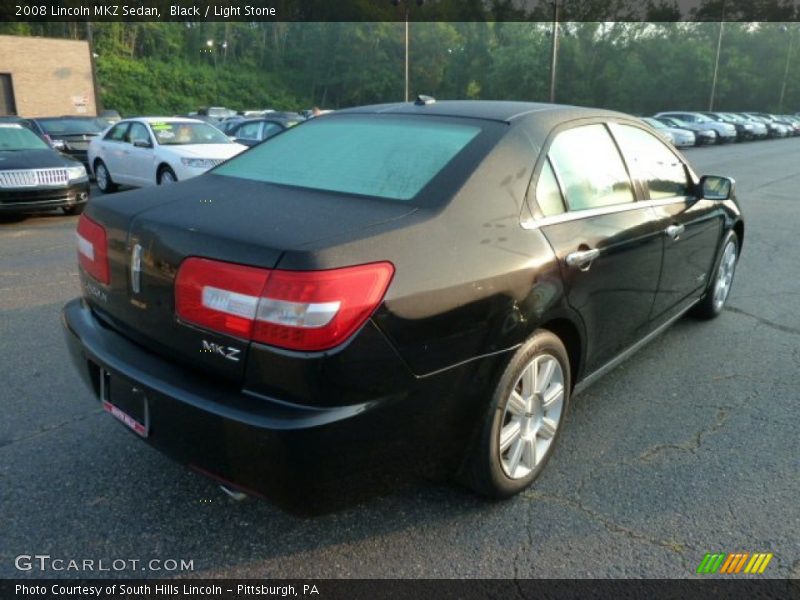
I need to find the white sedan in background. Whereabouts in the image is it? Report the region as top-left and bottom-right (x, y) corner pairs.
(87, 117), (246, 193)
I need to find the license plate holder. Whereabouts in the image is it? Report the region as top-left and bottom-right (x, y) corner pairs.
(100, 370), (149, 438)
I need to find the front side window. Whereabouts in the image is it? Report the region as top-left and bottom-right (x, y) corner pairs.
(547, 124), (634, 211)
(214, 116), (482, 201)
(128, 123), (151, 146)
(613, 125), (690, 200)
(105, 123), (129, 141)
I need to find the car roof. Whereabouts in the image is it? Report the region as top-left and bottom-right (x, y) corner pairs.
(0, 123), (23, 128)
(335, 100), (629, 125)
(124, 117), (206, 125)
(33, 116), (104, 120)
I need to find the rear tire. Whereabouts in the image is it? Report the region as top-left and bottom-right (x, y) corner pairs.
(692, 230), (739, 319)
(462, 330), (571, 498)
(94, 160), (117, 193)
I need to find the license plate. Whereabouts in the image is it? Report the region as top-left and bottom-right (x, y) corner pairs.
(100, 370), (149, 438)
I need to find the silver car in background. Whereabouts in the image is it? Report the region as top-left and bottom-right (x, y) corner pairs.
(641, 117), (695, 147)
(654, 111), (737, 143)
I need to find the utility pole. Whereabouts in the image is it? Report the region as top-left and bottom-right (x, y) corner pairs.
(392, 0), (424, 102)
(549, 0), (559, 103)
(779, 26), (795, 113)
(404, 4), (409, 102)
(709, 1), (727, 111)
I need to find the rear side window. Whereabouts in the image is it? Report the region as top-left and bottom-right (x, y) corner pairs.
(214, 116), (482, 201)
(535, 159), (566, 217)
(261, 122), (284, 140)
(235, 121), (262, 140)
(548, 124), (634, 211)
(613, 125), (690, 200)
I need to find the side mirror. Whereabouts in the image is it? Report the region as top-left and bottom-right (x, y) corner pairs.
(51, 139), (66, 150)
(132, 139), (152, 149)
(228, 135), (237, 142)
(698, 175), (734, 200)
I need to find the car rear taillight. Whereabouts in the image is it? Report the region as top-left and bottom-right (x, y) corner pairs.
(175, 258), (394, 351)
(76, 214), (110, 285)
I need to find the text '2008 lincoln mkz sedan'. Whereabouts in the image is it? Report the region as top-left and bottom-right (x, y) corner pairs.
(63, 100), (743, 507)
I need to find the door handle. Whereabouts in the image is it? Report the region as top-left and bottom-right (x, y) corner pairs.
(665, 224), (685, 239)
(565, 248), (600, 270)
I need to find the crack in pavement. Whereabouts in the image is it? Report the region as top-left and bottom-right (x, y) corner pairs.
(638, 403), (736, 463)
(519, 490), (692, 571)
(724, 305), (800, 337)
(0, 409), (102, 450)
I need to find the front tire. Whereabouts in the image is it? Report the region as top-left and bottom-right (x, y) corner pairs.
(463, 330), (571, 498)
(693, 230), (739, 319)
(158, 166), (177, 185)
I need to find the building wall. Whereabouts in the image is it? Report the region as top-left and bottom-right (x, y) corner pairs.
(0, 35), (97, 117)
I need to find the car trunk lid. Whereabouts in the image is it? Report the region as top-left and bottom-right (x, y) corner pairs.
(82, 174), (416, 383)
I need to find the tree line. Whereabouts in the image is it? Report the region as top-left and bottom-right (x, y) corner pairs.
(1, 19), (799, 116)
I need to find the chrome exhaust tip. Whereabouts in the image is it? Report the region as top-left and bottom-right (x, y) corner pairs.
(219, 485), (248, 501)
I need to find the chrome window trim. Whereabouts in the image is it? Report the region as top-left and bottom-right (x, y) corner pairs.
(521, 195), (695, 230)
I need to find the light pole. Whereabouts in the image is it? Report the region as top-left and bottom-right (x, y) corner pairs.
(206, 39), (217, 68)
(391, 0), (424, 102)
(709, 0), (727, 111)
(779, 25), (795, 113)
(549, 0), (559, 103)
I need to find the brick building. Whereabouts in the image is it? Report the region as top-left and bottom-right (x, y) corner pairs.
(0, 35), (98, 117)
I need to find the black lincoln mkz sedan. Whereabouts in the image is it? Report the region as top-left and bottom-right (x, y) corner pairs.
(0, 123), (90, 214)
(63, 100), (743, 507)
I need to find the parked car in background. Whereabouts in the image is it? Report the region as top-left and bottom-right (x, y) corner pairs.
(763, 113), (800, 135)
(218, 116), (247, 134)
(100, 110), (122, 124)
(28, 116), (111, 170)
(740, 113), (790, 138)
(719, 112), (768, 139)
(197, 107), (236, 123)
(641, 117), (695, 147)
(654, 111), (736, 143)
(780, 114), (800, 134)
(88, 117), (246, 192)
(64, 100), (743, 507)
(227, 115), (302, 147)
(654, 117), (717, 145)
(700, 112), (759, 141)
(0, 123), (89, 215)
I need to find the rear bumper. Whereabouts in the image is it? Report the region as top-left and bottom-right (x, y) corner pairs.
(62, 298), (502, 509)
(0, 182), (89, 213)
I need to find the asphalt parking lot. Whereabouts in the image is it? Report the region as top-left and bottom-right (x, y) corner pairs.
(1, 140), (798, 580)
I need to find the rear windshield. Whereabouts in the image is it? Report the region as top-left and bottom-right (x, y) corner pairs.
(213, 116), (482, 201)
(0, 125), (49, 151)
(38, 118), (110, 135)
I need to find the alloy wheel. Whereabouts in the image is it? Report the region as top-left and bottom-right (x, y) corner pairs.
(713, 240), (737, 311)
(499, 354), (565, 480)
